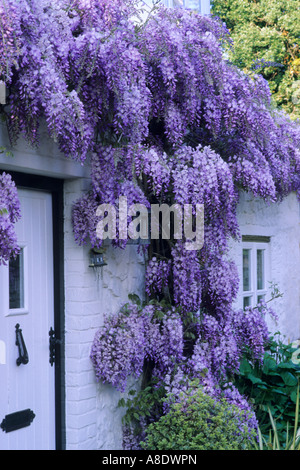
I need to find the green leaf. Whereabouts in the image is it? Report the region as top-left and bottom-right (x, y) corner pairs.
(248, 374), (265, 385)
(263, 355), (277, 374)
(277, 362), (296, 369)
(118, 398), (126, 407)
(0, 207), (8, 216)
(290, 390), (298, 403)
(281, 371), (298, 387)
(128, 293), (141, 306)
(239, 357), (253, 375)
(271, 387), (289, 396)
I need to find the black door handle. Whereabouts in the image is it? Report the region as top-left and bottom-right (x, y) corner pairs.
(15, 323), (29, 366)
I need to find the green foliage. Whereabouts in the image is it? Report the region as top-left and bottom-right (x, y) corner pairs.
(234, 333), (300, 448)
(119, 379), (166, 428)
(256, 386), (300, 450)
(211, 0), (300, 119)
(0, 145), (13, 158)
(140, 387), (257, 450)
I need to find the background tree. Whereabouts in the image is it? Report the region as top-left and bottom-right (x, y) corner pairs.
(211, 0), (300, 119)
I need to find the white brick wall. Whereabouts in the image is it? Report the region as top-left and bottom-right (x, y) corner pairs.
(64, 178), (146, 450)
(229, 191), (300, 343)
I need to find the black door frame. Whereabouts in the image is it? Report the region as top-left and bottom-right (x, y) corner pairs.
(1, 170), (66, 450)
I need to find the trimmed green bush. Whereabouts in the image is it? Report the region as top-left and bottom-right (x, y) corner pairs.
(140, 388), (257, 450)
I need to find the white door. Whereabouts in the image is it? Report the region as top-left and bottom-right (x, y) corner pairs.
(0, 188), (56, 450)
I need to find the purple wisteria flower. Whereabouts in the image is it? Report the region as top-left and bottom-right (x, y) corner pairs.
(0, 172), (21, 264)
(90, 302), (184, 392)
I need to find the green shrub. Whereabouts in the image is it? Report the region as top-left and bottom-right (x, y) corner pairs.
(255, 385), (300, 450)
(140, 388), (257, 450)
(234, 333), (300, 448)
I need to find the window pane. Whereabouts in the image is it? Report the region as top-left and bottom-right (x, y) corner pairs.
(243, 296), (251, 309)
(257, 249), (264, 290)
(257, 294), (265, 304)
(243, 249), (251, 291)
(170, 0), (201, 12)
(9, 249), (24, 309)
(172, 0), (184, 7)
(187, 0), (200, 11)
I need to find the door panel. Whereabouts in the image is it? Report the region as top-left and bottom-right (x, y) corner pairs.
(0, 189), (55, 450)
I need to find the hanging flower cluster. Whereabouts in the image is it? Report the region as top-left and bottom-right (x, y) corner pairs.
(0, 0), (22, 83)
(90, 302), (184, 392)
(0, 172), (21, 264)
(90, 304), (148, 392)
(145, 257), (171, 297)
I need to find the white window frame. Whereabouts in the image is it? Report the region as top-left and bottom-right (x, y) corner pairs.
(4, 244), (29, 317)
(162, 0), (211, 15)
(164, 0), (201, 12)
(242, 240), (270, 309)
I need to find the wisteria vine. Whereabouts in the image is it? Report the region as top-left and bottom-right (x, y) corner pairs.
(1, 0), (300, 449)
(0, 172), (20, 264)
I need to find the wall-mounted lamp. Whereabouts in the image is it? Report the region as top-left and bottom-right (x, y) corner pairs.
(89, 247), (107, 268)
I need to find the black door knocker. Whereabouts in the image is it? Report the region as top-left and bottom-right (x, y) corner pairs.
(15, 323), (29, 366)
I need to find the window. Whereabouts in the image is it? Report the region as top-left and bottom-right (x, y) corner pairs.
(9, 248), (25, 309)
(162, 0), (211, 15)
(164, 0), (202, 12)
(242, 237), (270, 309)
(6, 245), (28, 315)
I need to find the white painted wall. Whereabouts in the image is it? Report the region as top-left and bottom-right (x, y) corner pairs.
(0, 122), (89, 179)
(63, 178), (146, 450)
(229, 191), (300, 343)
